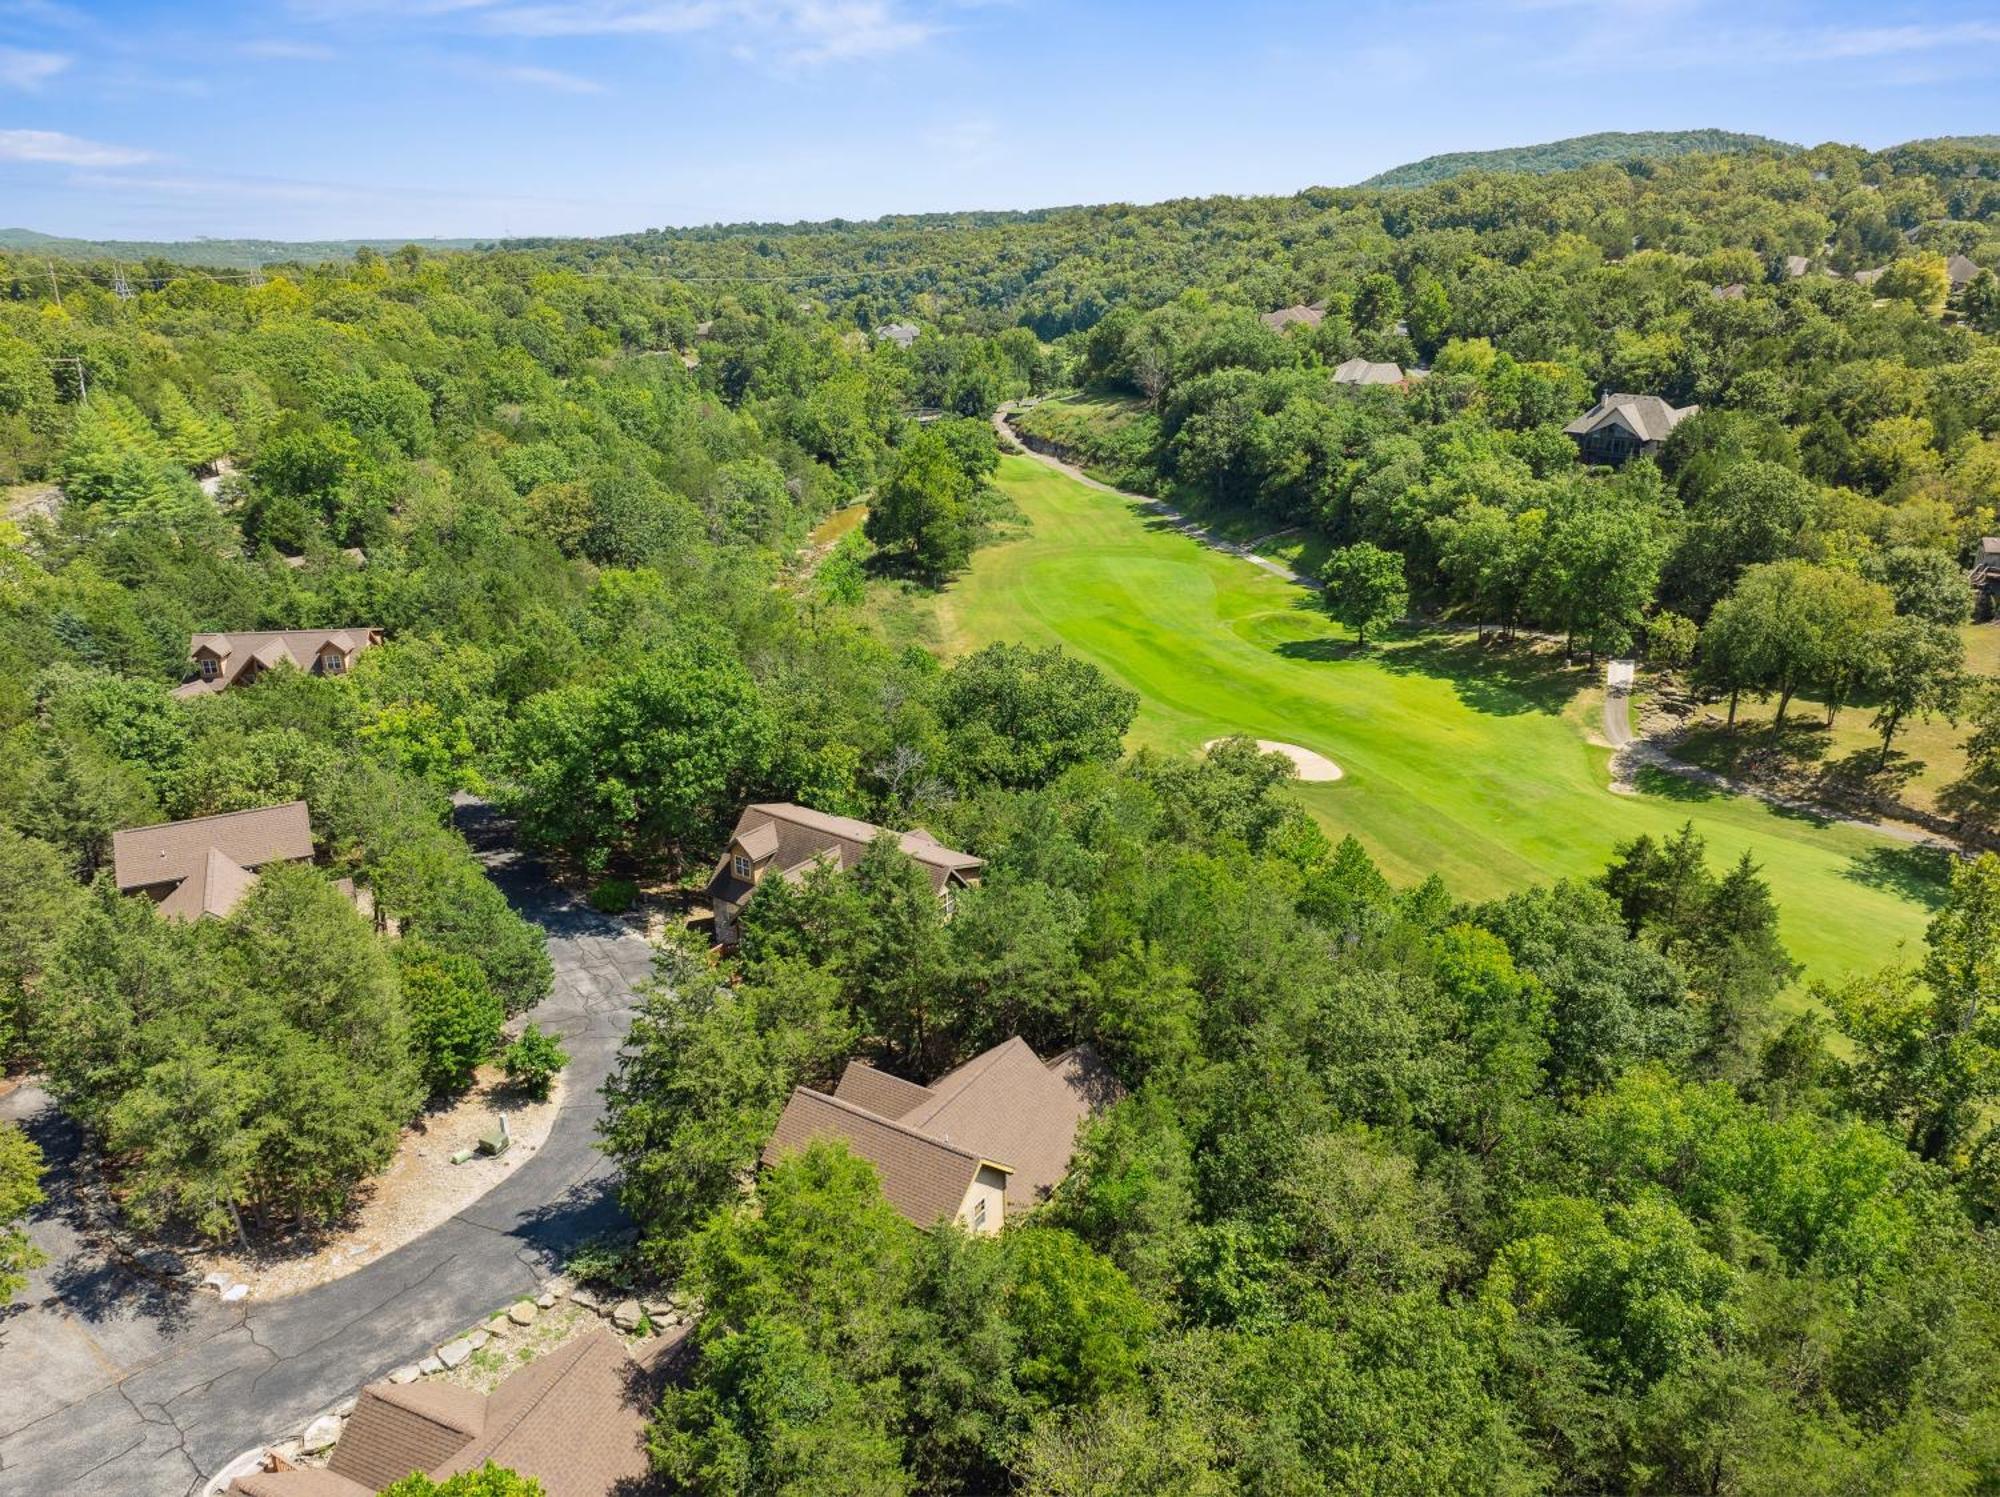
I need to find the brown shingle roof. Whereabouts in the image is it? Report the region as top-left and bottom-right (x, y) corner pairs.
(900, 1039), (1120, 1210)
(228, 1471), (375, 1497)
(1948, 253), (1981, 290)
(705, 803), (981, 904)
(156, 846), (261, 921)
(765, 1087), (988, 1226)
(174, 628), (382, 698)
(325, 1381), (486, 1490)
(112, 801), (314, 896)
(768, 1039), (1124, 1225)
(834, 1060), (937, 1121)
(432, 1329), (673, 1497)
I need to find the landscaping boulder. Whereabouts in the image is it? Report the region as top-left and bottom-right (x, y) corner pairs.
(300, 1414), (342, 1456)
(388, 1365), (420, 1385)
(484, 1315), (511, 1338)
(468, 1331), (490, 1352)
(436, 1338), (475, 1370)
(569, 1285), (600, 1311)
(417, 1356), (444, 1376)
(611, 1299), (643, 1332)
(535, 1291), (558, 1310)
(507, 1301), (538, 1328)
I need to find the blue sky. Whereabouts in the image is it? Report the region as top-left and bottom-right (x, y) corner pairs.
(1, 0), (1997, 241)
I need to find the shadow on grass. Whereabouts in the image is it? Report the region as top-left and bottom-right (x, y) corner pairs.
(1629, 764), (1727, 803)
(1839, 844), (1954, 911)
(1275, 637), (1368, 664)
(1372, 632), (1593, 717)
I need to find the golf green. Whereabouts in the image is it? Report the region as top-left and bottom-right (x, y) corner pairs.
(926, 453), (1944, 986)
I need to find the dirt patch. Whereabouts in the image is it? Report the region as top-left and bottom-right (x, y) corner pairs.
(192, 1064), (564, 1299)
(1205, 737), (1344, 782)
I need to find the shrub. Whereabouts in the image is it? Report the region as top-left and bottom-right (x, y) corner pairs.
(398, 941), (504, 1096)
(590, 877), (639, 914)
(502, 1023), (569, 1101)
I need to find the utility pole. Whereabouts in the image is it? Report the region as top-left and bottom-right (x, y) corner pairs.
(44, 260), (62, 309)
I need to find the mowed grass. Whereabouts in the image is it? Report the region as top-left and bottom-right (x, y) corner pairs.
(923, 455), (1948, 986)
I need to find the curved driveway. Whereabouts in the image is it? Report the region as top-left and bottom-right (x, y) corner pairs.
(0, 802), (656, 1497)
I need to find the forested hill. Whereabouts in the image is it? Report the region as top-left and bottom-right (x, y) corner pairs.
(1360, 129), (1800, 187)
(0, 227), (486, 269)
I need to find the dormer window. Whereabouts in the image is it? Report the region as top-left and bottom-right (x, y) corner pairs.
(319, 650), (344, 674)
(732, 851), (753, 881)
(199, 657), (219, 679)
(941, 885), (958, 920)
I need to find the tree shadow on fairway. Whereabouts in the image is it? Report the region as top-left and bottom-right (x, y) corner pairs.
(1275, 636), (1368, 664)
(1839, 843), (1954, 912)
(1368, 632), (1593, 717)
(1630, 764), (1727, 802)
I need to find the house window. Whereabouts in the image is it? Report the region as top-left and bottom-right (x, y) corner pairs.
(970, 1197), (987, 1233)
(319, 651), (344, 674)
(199, 657), (219, 679)
(941, 886), (958, 920)
(732, 852), (753, 881)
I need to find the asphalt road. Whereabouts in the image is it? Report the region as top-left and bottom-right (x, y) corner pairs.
(0, 802), (657, 1497)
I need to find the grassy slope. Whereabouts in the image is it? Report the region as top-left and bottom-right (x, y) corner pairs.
(1676, 624), (2000, 811)
(924, 455), (1944, 986)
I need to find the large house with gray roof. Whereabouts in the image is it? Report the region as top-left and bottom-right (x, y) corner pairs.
(763, 1037), (1122, 1234)
(112, 801), (317, 920)
(1563, 392), (1698, 465)
(173, 628), (383, 699)
(705, 802), (983, 945)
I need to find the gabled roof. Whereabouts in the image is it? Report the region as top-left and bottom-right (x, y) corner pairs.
(240, 1329), (680, 1497)
(175, 628), (382, 697)
(327, 1382), (486, 1492)
(112, 801), (313, 895)
(706, 803), (982, 904)
(1711, 282), (1747, 300)
(1261, 303), (1325, 331)
(1784, 254), (1812, 277)
(156, 846), (261, 921)
(431, 1329), (674, 1496)
(1563, 393), (1697, 445)
(1853, 266), (1888, 287)
(1948, 253), (1982, 290)
(875, 321), (920, 348)
(767, 1039), (1124, 1224)
(1332, 357), (1404, 385)
(764, 1086), (989, 1226)
(835, 1059), (937, 1121)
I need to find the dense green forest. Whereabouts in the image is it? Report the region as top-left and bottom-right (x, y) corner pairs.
(1, 136), (1999, 1493)
(1360, 129), (1800, 188)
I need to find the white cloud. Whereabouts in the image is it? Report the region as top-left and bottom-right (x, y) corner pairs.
(0, 45), (70, 88)
(292, 0), (939, 65)
(238, 38), (340, 60)
(460, 59), (608, 91)
(1799, 22), (2000, 61)
(0, 128), (154, 167)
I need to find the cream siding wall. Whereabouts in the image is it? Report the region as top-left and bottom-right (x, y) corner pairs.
(956, 1165), (1009, 1236)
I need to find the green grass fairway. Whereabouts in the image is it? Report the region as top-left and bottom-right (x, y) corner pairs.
(926, 454), (1947, 986)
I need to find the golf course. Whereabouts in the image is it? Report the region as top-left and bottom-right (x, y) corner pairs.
(923, 451), (1948, 986)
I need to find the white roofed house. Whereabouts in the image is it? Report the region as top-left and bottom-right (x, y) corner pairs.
(704, 802), (983, 946)
(173, 628), (383, 699)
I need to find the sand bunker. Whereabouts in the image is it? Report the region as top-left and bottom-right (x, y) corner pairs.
(1204, 737), (1344, 782)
